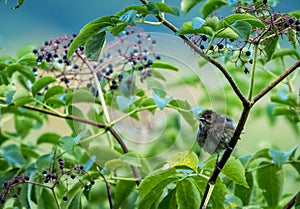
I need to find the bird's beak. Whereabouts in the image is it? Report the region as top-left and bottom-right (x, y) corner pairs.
(198, 116), (205, 121)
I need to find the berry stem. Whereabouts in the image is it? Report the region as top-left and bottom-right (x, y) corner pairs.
(247, 44), (259, 101)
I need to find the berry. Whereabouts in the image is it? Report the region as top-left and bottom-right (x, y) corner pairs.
(218, 44), (224, 49)
(44, 41), (49, 46)
(284, 22), (290, 28)
(90, 179), (95, 185)
(13, 194), (18, 199)
(63, 196), (68, 202)
(151, 40), (156, 45)
(42, 170), (47, 175)
(0, 198), (5, 204)
(288, 18), (294, 24)
(58, 158), (64, 162)
(112, 80), (117, 85)
(245, 51), (251, 56)
(118, 74), (123, 80)
(32, 49), (38, 54)
(79, 165), (84, 171)
(155, 55), (161, 60)
(24, 176), (29, 181)
(110, 84), (118, 90)
(58, 59), (63, 64)
(79, 46), (84, 51)
(51, 173), (57, 179)
(73, 64), (79, 69)
(32, 67), (38, 72)
(84, 184), (89, 190)
(209, 45), (214, 50)
(244, 67), (249, 74)
(202, 35), (208, 41)
(295, 20), (300, 25)
(200, 45), (205, 50)
(53, 53), (59, 58)
(229, 39), (234, 42)
(263, 0), (267, 4)
(70, 174), (76, 179)
(249, 59), (253, 64)
(59, 165), (64, 170)
(296, 26), (300, 31)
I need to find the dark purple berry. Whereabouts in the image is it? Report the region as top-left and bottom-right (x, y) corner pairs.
(110, 85), (118, 90)
(53, 53), (59, 58)
(58, 158), (64, 162)
(42, 170), (47, 175)
(44, 41), (49, 46)
(32, 49), (38, 54)
(200, 45), (205, 50)
(151, 40), (156, 45)
(13, 194), (18, 199)
(118, 74), (123, 80)
(58, 59), (63, 64)
(73, 64), (79, 69)
(249, 59), (253, 64)
(63, 196), (68, 202)
(284, 22), (290, 28)
(32, 67), (38, 72)
(59, 165), (64, 170)
(245, 51), (251, 56)
(288, 18), (294, 24)
(209, 45), (214, 50)
(79, 46), (84, 51)
(84, 184), (89, 190)
(263, 0), (267, 4)
(229, 39), (234, 42)
(296, 26), (300, 31)
(244, 67), (249, 74)
(70, 174), (76, 179)
(52, 173), (57, 179)
(79, 165), (84, 171)
(155, 55), (161, 60)
(90, 179), (95, 185)
(218, 44), (224, 49)
(295, 20), (300, 25)
(112, 80), (117, 85)
(1, 198), (5, 204)
(24, 176), (29, 181)
(202, 35), (208, 41)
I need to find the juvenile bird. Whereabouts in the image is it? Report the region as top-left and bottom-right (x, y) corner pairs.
(196, 110), (236, 156)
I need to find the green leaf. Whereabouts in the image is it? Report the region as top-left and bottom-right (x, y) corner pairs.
(151, 61), (179, 71)
(14, 115), (35, 138)
(264, 35), (279, 61)
(119, 10), (137, 25)
(215, 27), (238, 39)
(273, 107), (299, 119)
(178, 21), (213, 35)
(85, 31), (107, 61)
(224, 196), (243, 208)
(166, 151), (199, 170)
(158, 188), (177, 209)
(6, 63), (35, 83)
(60, 183), (83, 208)
(271, 48), (300, 60)
(114, 180), (136, 209)
(146, 2), (159, 15)
(205, 16), (219, 32)
(176, 178), (200, 209)
(37, 132), (61, 145)
(43, 85), (64, 102)
(192, 17), (206, 29)
(201, 0), (227, 18)
(66, 105), (86, 132)
(88, 146), (121, 167)
(138, 168), (178, 209)
(11, 0), (25, 9)
(246, 148), (272, 167)
(119, 76), (136, 97)
(110, 22), (128, 36)
(223, 157), (249, 188)
(269, 146), (298, 167)
(290, 10), (300, 19)
(67, 16), (118, 59)
(105, 159), (129, 172)
(0, 145), (26, 166)
(152, 91), (174, 110)
(169, 99), (197, 128)
(38, 189), (57, 209)
(60, 136), (75, 154)
(31, 76), (56, 97)
(5, 89), (15, 105)
(219, 14), (265, 29)
(211, 178), (227, 208)
(146, 78), (166, 97)
(256, 162), (283, 207)
(66, 88), (96, 104)
(234, 171), (253, 205)
(117, 95), (137, 111)
(181, 0), (204, 14)
(230, 20), (252, 40)
(12, 88), (33, 106)
(155, 2), (180, 16)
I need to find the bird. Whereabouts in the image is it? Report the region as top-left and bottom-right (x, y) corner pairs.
(196, 110), (236, 157)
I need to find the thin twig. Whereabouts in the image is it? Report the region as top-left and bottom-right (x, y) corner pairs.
(97, 166), (114, 209)
(253, 59), (300, 104)
(283, 191), (300, 209)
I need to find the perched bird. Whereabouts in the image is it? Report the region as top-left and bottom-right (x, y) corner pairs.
(196, 110), (236, 156)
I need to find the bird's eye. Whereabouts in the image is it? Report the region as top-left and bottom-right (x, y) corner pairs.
(206, 115), (211, 119)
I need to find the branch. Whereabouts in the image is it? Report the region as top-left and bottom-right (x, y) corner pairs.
(22, 104), (141, 185)
(139, 0), (249, 106)
(200, 106), (251, 208)
(253, 59), (300, 104)
(283, 191), (300, 209)
(97, 166), (114, 209)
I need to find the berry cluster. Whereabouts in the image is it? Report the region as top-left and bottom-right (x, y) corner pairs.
(33, 27), (161, 96)
(188, 2), (299, 74)
(0, 158), (95, 205)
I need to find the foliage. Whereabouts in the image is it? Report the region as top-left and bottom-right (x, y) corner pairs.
(0, 0), (300, 209)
